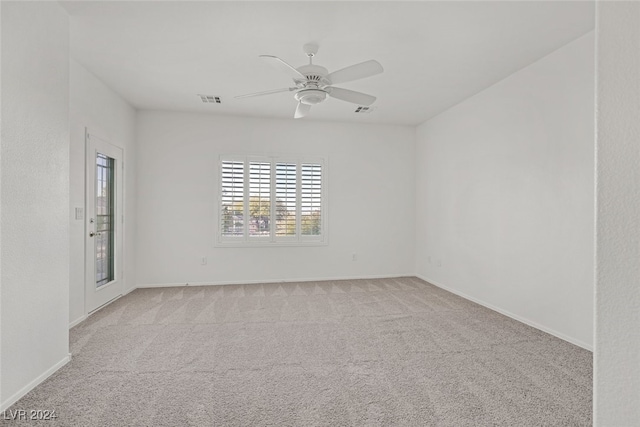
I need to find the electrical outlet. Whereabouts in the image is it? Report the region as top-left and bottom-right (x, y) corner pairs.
(201, 257), (207, 265)
(352, 253), (357, 261)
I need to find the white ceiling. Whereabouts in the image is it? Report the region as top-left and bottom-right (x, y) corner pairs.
(61, 1), (595, 126)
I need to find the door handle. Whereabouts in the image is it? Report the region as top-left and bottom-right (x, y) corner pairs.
(89, 231), (102, 237)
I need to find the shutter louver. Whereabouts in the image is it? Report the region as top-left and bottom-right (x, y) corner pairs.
(301, 163), (322, 236)
(221, 161), (244, 237)
(276, 163), (297, 236)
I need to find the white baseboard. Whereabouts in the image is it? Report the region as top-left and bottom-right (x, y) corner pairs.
(136, 273), (414, 289)
(68, 315), (86, 329)
(1, 353), (72, 412)
(415, 274), (593, 352)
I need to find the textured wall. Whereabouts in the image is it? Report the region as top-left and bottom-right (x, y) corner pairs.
(594, 2), (640, 424)
(135, 112), (416, 286)
(1, 1), (70, 408)
(415, 32), (595, 349)
(69, 60), (137, 325)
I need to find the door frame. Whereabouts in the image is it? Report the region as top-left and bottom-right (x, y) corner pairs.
(84, 129), (125, 313)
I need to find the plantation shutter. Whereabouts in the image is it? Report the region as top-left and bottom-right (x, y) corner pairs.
(220, 160), (244, 237)
(249, 161), (271, 238)
(301, 163), (322, 236)
(276, 162), (297, 237)
(219, 156), (325, 244)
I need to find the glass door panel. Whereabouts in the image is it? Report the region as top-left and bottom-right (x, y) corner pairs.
(95, 153), (115, 288)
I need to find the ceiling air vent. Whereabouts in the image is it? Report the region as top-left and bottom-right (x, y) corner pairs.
(355, 106), (376, 114)
(198, 95), (221, 104)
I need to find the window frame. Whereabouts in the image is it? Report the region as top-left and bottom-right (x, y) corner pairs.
(216, 154), (328, 247)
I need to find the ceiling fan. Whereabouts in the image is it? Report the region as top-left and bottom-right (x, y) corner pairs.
(235, 43), (384, 119)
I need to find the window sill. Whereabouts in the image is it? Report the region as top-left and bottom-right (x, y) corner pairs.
(214, 240), (328, 248)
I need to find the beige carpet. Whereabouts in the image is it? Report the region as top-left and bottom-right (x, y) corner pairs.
(3, 277), (592, 426)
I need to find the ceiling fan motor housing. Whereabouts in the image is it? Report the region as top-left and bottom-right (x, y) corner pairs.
(294, 64), (330, 105)
(297, 64), (330, 83)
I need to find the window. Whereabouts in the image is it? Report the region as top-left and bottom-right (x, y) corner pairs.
(219, 156), (326, 245)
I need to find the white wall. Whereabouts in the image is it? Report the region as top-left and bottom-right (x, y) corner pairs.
(135, 112), (415, 286)
(594, 2), (640, 424)
(69, 60), (137, 326)
(0, 1), (70, 409)
(415, 32), (595, 349)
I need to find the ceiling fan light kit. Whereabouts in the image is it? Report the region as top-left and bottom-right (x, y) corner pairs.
(235, 44), (384, 119)
(295, 89), (327, 106)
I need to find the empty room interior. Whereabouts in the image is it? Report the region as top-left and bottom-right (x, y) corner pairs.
(1, 1), (639, 426)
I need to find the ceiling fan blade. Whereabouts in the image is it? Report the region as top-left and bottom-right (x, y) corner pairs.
(235, 87), (296, 99)
(326, 87), (376, 106)
(294, 102), (311, 119)
(260, 55), (307, 81)
(327, 60), (383, 85)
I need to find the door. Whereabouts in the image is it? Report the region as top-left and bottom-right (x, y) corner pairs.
(85, 132), (124, 313)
